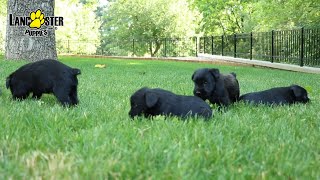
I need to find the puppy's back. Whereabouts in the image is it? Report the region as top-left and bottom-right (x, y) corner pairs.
(145, 88), (213, 119)
(167, 91), (213, 119)
(240, 86), (294, 105)
(223, 73), (240, 102)
(185, 96), (212, 119)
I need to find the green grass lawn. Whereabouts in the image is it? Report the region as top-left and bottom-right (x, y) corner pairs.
(0, 56), (319, 179)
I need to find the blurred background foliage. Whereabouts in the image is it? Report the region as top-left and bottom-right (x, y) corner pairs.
(0, 0), (319, 56)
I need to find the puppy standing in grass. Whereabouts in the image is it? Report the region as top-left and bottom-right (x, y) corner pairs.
(129, 87), (213, 119)
(239, 85), (310, 105)
(192, 68), (240, 107)
(6, 59), (81, 106)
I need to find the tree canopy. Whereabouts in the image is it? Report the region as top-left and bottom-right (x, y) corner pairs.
(0, 0), (7, 52)
(100, 0), (200, 56)
(55, 0), (101, 54)
(102, 0), (200, 39)
(191, 0), (320, 35)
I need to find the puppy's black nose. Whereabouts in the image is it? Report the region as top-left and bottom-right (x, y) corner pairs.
(195, 91), (201, 95)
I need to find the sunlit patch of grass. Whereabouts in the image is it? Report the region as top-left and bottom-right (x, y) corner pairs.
(23, 151), (77, 178)
(0, 56), (319, 179)
(127, 62), (143, 65)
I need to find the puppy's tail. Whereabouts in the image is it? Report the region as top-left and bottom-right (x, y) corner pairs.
(231, 72), (237, 78)
(72, 68), (81, 76)
(6, 75), (11, 89)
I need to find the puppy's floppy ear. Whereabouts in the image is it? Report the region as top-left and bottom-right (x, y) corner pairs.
(6, 76), (11, 89)
(191, 72), (195, 81)
(290, 85), (303, 98)
(209, 68), (220, 79)
(145, 92), (159, 108)
(72, 68), (81, 75)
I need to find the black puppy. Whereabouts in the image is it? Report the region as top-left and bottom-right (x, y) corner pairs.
(129, 87), (213, 119)
(192, 68), (240, 107)
(239, 85), (310, 105)
(6, 59), (81, 106)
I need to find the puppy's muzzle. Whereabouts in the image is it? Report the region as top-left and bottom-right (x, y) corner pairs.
(195, 91), (201, 96)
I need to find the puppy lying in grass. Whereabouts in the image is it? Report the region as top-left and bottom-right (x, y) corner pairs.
(239, 85), (310, 105)
(6, 59), (81, 106)
(129, 87), (213, 119)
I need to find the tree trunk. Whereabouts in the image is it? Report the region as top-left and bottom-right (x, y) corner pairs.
(152, 40), (162, 57)
(5, 0), (57, 61)
(149, 40), (162, 57)
(149, 41), (153, 57)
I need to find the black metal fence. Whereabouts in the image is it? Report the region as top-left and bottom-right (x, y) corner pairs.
(199, 28), (320, 67)
(57, 37), (197, 58)
(55, 28), (320, 67)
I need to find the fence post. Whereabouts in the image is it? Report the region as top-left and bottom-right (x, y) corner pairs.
(150, 40), (152, 56)
(67, 39), (70, 53)
(234, 34), (237, 58)
(221, 35), (224, 56)
(101, 44), (104, 56)
(250, 32), (253, 60)
(195, 37), (198, 57)
(271, 30), (274, 63)
(164, 38), (167, 57)
(132, 39), (135, 56)
(300, 27), (304, 67)
(211, 36), (214, 55)
(203, 37), (206, 54)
